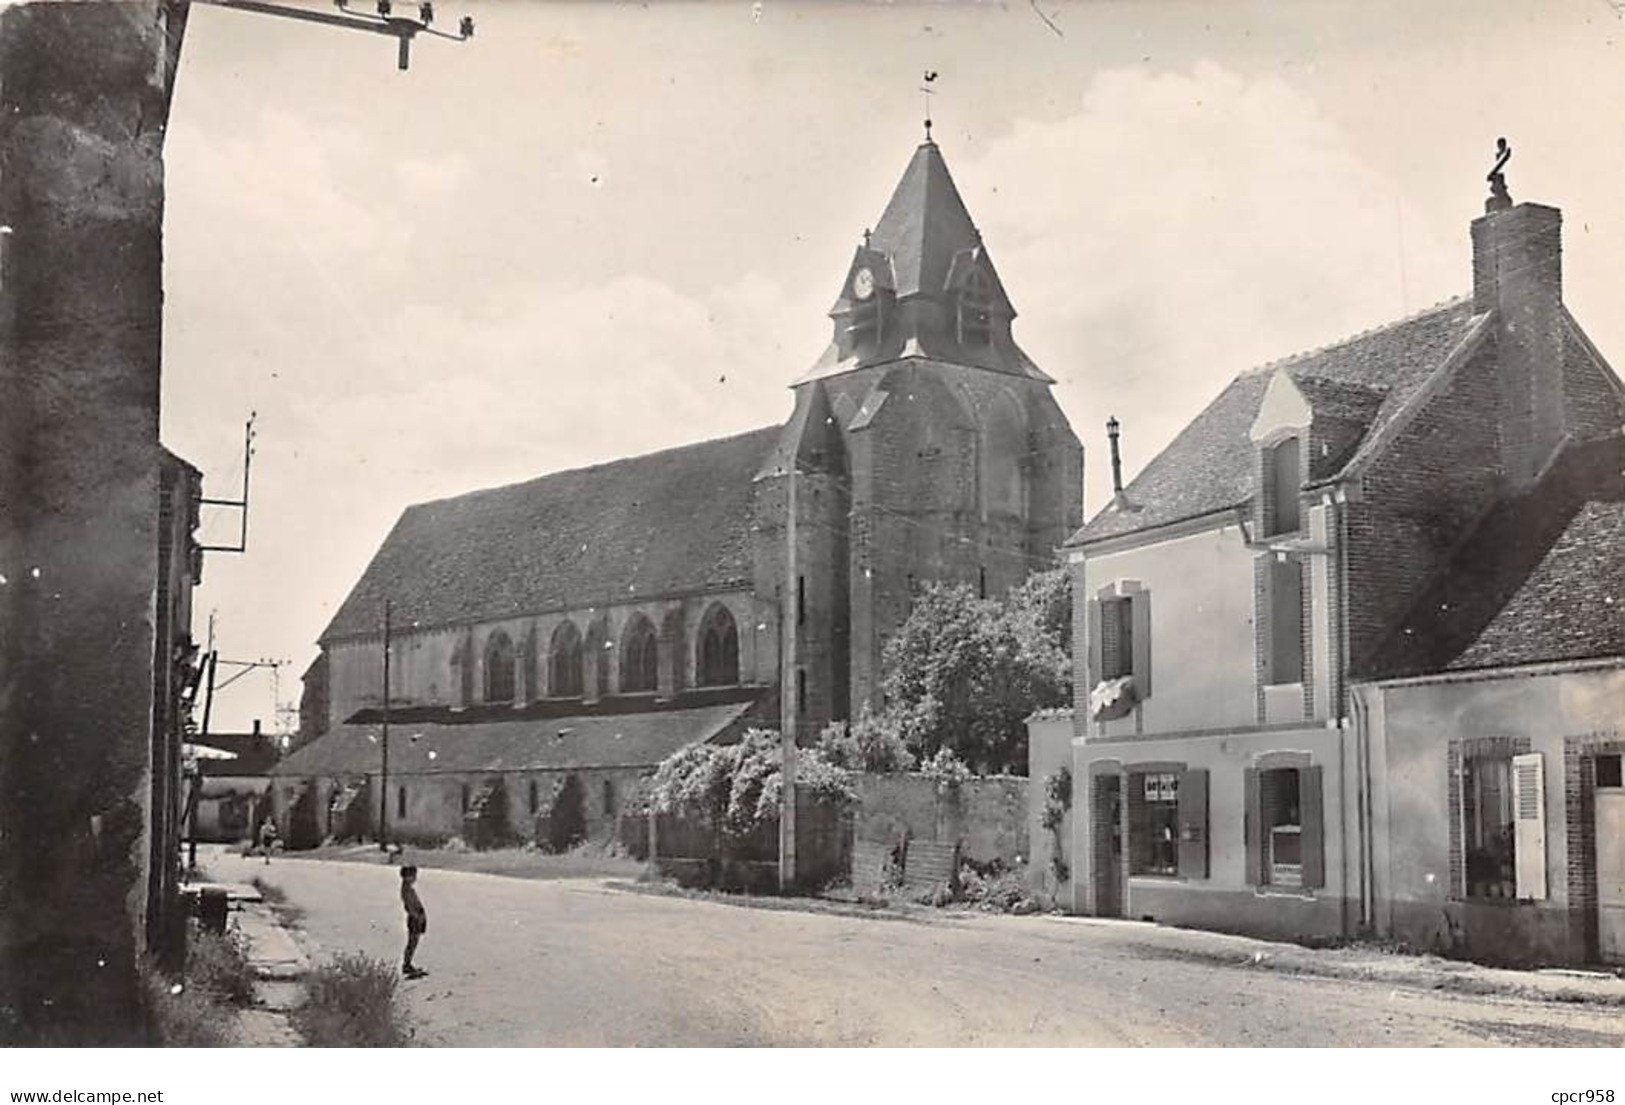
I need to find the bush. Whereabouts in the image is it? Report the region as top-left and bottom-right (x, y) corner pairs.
(815, 709), (915, 774)
(292, 953), (411, 1047)
(955, 858), (1039, 914)
(649, 729), (855, 833)
(187, 927), (256, 1007)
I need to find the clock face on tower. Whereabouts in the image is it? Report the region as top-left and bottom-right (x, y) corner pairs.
(852, 267), (875, 301)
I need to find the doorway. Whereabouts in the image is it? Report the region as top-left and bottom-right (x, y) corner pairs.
(1596, 753), (1625, 964)
(1093, 773), (1124, 918)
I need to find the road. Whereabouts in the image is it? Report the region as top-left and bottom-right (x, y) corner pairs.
(213, 852), (1624, 1047)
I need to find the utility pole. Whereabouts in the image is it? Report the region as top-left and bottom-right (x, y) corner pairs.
(380, 598), (392, 849)
(779, 464), (798, 892)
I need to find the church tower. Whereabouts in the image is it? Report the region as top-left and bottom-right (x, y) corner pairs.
(756, 135), (1083, 735)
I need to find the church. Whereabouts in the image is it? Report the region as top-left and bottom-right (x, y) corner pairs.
(272, 135), (1084, 848)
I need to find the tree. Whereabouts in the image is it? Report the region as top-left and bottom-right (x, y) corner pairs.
(878, 568), (1071, 775)
(648, 729), (855, 832)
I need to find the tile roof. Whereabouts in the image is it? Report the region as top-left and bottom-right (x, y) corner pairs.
(1074, 300), (1482, 544)
(271, 700), (757, 778)
(321, 427), (780, 642)
(1362, 435), (1625, 679)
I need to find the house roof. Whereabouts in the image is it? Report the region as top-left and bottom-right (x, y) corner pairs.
(271, 700), (757, 778)
(321, 427), (780, 642)
(1073, 299), (1483, 545)
(1363, 435), (1625, 680)
(194, 732), (282, 776)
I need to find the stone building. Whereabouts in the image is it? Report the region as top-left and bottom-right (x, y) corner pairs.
(1030, 165), (1625, 965)
(0, 1), (196, 1042)
(276, 136), (1084, 847)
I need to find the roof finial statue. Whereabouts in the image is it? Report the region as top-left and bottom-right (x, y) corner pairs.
(1486, 136), (1513, 213)
(862, 227), (872, 250)
(921, 69), (939, 143)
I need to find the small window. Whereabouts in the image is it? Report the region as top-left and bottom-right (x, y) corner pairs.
(796, 667), (807, 716)
(1265, 557), (1304, 685)
(1265, 437), (1302, 536)
(1463, 756), (1516, 900)
(1101, 596), (1134, 681)
(460, 783), (471, 814)
(978, 566), (987, 600)
(602, 779), (616, 817)
(797, 576), (807, 627)
(1129, 771), (1180, 876)
(528, 778), (539, 815)
(1598, 754), (1623, 790)
(958, 269), (993, 348)
(396, 786), (406, 820)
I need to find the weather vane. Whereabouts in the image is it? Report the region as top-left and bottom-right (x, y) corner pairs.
(921, 69), (939, 142)
(199, 0), (475, 71)
(1486, 136), (1512, 212)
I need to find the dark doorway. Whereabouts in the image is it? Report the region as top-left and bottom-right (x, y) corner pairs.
(1093, 773), (1125, 918)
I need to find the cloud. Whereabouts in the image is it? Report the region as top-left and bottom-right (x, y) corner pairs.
(955, 61), (1462, 507)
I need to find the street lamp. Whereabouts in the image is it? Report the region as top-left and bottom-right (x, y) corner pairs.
(197, 0), (476, 71)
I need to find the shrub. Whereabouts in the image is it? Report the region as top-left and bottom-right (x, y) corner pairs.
(815, 708), (916, 774)
(143, 971), (238, 1046)
(918, 747), (972, 791)
(650, 729), (855, 833)
(955, 859), (1038, 914)
(292, 952), (411, 1047)
(186, 927), (256, 1007)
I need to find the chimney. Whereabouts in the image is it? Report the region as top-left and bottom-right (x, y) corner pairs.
(252, 718), (261, 737)
(1106, 415), (1133, 509)
(1468, 145), (1567, 488)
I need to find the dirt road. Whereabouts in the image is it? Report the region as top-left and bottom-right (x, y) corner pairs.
(216, 852), (1624, 1046)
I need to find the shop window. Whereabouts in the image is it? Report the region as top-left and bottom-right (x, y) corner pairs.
(1125, 768), (1209, 879)
(1129, 772), (1180, 875)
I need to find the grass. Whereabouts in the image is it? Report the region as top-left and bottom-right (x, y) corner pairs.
(139, 922), (259, 1046)
(291, 952), (412, 1047)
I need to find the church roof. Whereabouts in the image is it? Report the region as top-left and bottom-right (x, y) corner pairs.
(870, 140), (1010, 307)
(1073, 299), (1483, 545)
(272, 700), (757, 778)
(321, 427), (780, 642)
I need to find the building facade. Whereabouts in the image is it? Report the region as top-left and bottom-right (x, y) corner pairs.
(277, 137), (1084, 846)
(1033, 170), (1625, 965)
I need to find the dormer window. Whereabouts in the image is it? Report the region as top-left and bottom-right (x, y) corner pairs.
(957, 269), (994, 348)
(1264, 436), (1302, 537)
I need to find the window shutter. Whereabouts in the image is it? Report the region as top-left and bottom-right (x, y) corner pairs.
(1178, 768), (1209, 879)
(1126, 774), (1151, 874)
(1244, 767), (1262, 885)
(1301, 765), (1325, 889)
(1513, 752), (1547, 900)
(1086, 598), (1103, 690)
(1130, 591), (1152, 700)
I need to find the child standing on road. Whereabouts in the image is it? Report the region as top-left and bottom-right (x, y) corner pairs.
(400, 865), (428, 979)
(258, 818), (278, 865)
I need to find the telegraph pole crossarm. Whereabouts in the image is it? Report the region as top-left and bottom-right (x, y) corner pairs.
(196, 0), (474, 71)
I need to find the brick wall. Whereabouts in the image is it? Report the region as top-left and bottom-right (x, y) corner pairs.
(1346, 345), (1505, 671)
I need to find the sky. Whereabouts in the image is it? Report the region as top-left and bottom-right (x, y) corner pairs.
(159, 0), (1625, 733)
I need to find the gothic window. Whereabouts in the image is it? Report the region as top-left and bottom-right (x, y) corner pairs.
(621, 616), (659, 694)
(698, 604), (740, 687)
(957, 268), (994, 348)
(548, 621), (583, 698)
(483, 630), (515, 704)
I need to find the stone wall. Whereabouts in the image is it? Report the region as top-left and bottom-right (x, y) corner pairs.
(853, 772), (1029, 868)
(0, 1), (188, 1043)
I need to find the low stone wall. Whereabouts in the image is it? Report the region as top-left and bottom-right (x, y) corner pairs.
(853, 773), (1029, 867)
